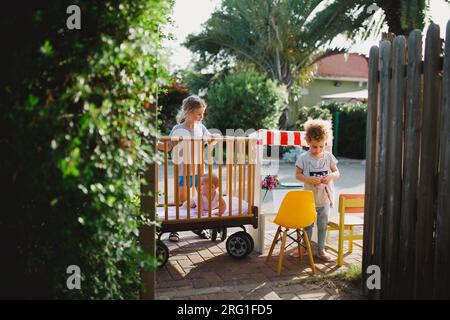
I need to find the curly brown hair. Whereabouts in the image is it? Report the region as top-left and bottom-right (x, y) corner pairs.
(304, 119), (332, 142)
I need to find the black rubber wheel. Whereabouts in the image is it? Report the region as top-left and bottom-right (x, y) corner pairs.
(234, 231), (254, 254)
(226, 232), (251, 259)
(156, 239), (169, 268)
(220, 228), (228, 242)
(210, 229), (218, 241)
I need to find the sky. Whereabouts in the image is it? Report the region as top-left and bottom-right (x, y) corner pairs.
(163, 0), (450, 72)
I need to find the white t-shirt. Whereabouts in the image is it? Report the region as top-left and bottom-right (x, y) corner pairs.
(168, 122), (212, 176)
(295, 151), (338, 207)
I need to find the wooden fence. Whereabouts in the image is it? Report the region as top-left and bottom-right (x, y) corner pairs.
(363, 21), (450, 299)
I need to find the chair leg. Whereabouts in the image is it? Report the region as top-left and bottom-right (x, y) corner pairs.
(337, 225), (344, 267)
(302, 230), (315, 274)
(349, 227), (353, 253)
(296, 229), (302, 262)
(277, 229), (288, 274)
(266, 226), (282, 262)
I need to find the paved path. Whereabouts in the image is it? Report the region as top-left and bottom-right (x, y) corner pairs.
(156, 227), (364, 300)
(156, 158), (366, 300)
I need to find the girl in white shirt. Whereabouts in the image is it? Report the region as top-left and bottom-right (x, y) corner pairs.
(157, 95), (219, 241)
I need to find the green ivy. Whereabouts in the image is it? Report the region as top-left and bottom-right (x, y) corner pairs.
(1, 1), (171, 299)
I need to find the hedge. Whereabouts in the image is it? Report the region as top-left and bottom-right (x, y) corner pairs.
(1, 1), (171, 299)
(320, 102), (367, 159)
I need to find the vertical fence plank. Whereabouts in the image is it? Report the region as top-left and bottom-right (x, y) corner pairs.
(249, 139), (257, 212)
(140, 164), (156, 299)
(243, 140), (247, 201)
(363, 45), (380, 298)
(233, 138), (238, 197)
(155, 157), (159, 207)
(163, 141), (169, 220)
(384, 35), (406, 298)
(191, 139), (196, 217)
(433, 20), (450, 299)
(208, 140), (213, 218)
(173, 140), (180, 219)
(227, 139), (233, 215)
(376, 40), (391, 299)
(247, 140), (251, 204)
(218, 138), (223, 210)
(184, 140), (190, 220)
(415, 23), (441, 299)
(238, 139), (243, 216)
(197, 140), (202, 217)
(398, 30), (423, 298)
(225, 140), (229, 198)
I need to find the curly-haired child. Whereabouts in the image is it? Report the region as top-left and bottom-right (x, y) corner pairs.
(295, 119), (340, 262)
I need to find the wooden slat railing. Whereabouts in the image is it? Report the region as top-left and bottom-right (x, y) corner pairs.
(156, 136), (257, 221)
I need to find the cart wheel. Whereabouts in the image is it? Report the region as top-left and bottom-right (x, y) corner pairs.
(234, 231), (254, 254)
(210, 229), (218, 242)
(156, 239), (169, 267)
(226, 232), (251, 259)
(220, 228), (228, 242)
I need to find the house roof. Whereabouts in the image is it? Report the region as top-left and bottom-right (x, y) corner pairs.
(313, 53), (369, 80)
(321, 89), (368, 100)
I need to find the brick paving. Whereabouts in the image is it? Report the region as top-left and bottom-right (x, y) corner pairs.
(156, 160), (366, 300)
(156, 227), (365, 300)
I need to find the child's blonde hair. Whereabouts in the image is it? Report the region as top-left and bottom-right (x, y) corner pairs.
(176, 95), (207, 124)
(304, 119), (332, 142)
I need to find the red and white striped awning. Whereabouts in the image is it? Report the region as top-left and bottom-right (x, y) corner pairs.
(252, 129), (308, 147)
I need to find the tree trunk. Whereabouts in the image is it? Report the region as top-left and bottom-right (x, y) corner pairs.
(286, 90), (297, 130)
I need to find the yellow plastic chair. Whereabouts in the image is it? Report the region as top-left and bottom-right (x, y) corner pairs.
(326, 194), (365, 266)
(266, 190), (317, 274)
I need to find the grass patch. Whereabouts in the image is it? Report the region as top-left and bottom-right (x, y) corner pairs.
(332, 263), (362, 284)
(296, 263), (364, 297)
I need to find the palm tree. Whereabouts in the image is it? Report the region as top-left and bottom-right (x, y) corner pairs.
(372, 0), (425, 36)
(184, 0), (375, 127)
(186, 0), (373, 89)
(372, 0), (450, 36)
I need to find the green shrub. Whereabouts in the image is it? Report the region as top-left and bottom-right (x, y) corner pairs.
(205, 71), (286, 132)
(295, 106), (332, 130)
(320, 101), (367, 159)
(1, 1), (170, 299)
(158, 79), (190, 135)
(335, 103), (367, 159)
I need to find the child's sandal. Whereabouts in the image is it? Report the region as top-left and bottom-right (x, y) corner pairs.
(168, 232), (180, 242)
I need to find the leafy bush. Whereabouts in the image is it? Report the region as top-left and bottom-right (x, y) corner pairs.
(205, 71), (286, 132)
(157, 78), (190, 135)
(1, 1), (171, 299)
(296, 106), (332, 130)
(334, 103), (367, 159)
